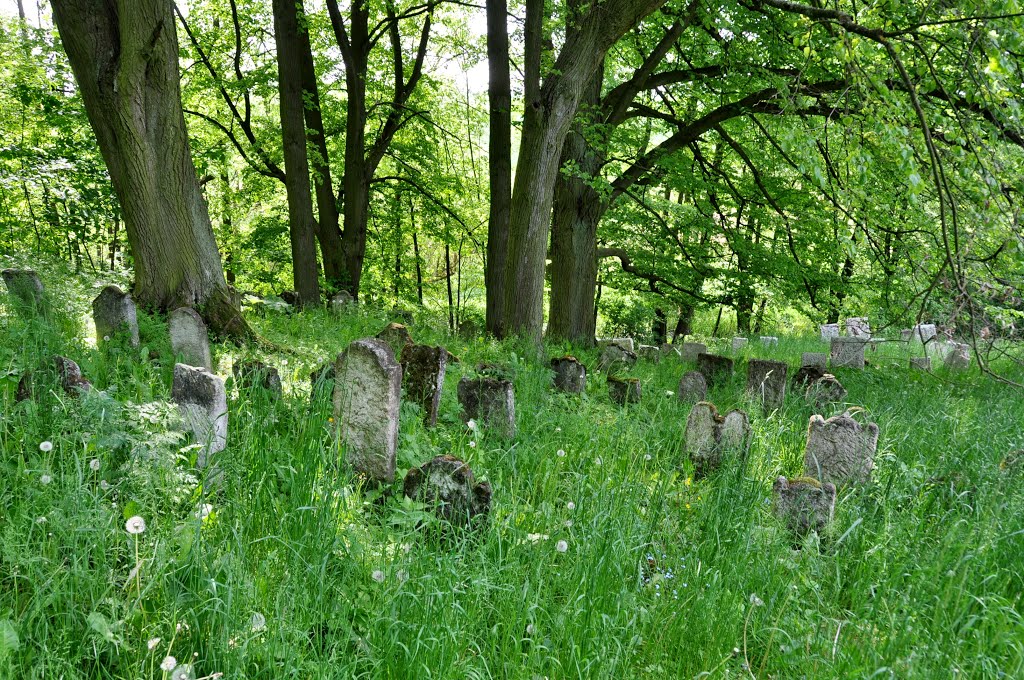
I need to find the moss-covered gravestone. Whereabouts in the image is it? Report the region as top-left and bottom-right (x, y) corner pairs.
(803, 412), (879, 486)
(773, 476), (836, 536)
(92, 285), (140, 348)
(404, 455), (491, 530)
(402, 344), (449, 427)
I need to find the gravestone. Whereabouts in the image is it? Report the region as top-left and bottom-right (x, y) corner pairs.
(805, 374), (847, 408)
(746, 359), (788, 410)
(15, 371), (32, 402)
(844, 317), (871, 338)
(677, 371), (707, 403)
(608, 376), (642, 405)
(759, 336), (779, 346)
(334, 338), (402, 483)
(232, 360), (282, 397)
(803, 412), (879, 486)
(278, 290), (300, 307)
(330, 291), (354, 312)
(731, 337), (749, 351)
(772, 477), (836, 536)
(819, 324), (840, 340)
(404, 455), (492, 530)
(830, 337), (867, 369)
(172, 363), (228, 468)
(680, 342), (707, 362)
(684, 402), (751, 477)
(696, 353), (733, 388)
(551, 356), (587, 394)
(376, 322), (414, 360)
(792, 365), (827, 389)
(900, 329), (912, 342)
(910, 356), (931, 371)
(92, 285), (140, 348)
(458, 318), (480, 340)
(401, 344), (449, 427)
(911, 324), (937, 343)
(2, 268), (45, 314)
(169, 308), (213, 371)
(801, 352), (828, 369)
(55, 356), (91, 395)
(660, 343), (680, 358)
(598, 343), (638, 372)
(944, 342), (971, 370)
(598, 337), (635, 352)
(637, 345), (661, 363)
(458, 376), (516, 438)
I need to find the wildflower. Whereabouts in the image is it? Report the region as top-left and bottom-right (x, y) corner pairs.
(328, 417), (334, 423)
(556, 540), (568, 553)
(749, 593), (764, 607)
(526, 533), (548, 543)
(557, 449), (566, 457)
(99, 480), (110, 490)
(103, 335), (111, 342)
(555, 427), (561, 433)
(250, 612), (267, 633)
(195, 504), (213, 520)
(666, 390), (674, 396)
(39, 441), (53, 452)
(89, 459), (101, 471)
(371, 570), (385, 583)
(160, 656), (177, 671)
(525, 624), (535, 635)
(644, 454), (652, 461)
(566, 501), (575, 511)
(685, 503), (691, 510)
(469, 440), (477, 449)
(40, 474), (52, 485)
(148, 637), (161, 650)
(125, 515), (146, 535)
(170, 665), (194, 680)
(467, 418), (478, 431)
(36, 516), (47, 524)
(684, 477), (692, 487)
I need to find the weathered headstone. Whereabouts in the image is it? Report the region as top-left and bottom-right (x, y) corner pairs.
(844, 317), (871, 338)
(608, 376), (642, 406)
(909, 356), (931, 371)
(911, 324), (937, 343)
(801, 352), (828, 369)
(169, 308), (213, 371)
(391, 308), (414, 325)
(746, 359), (788, 410)
(944, 342), (971, 370)
(376, 322), (414, 360)
(551, 356), (587, 394)
(598, 343), (638, 373)
(232, 360), (282, 397)
(677, 371), (707, 403)
(819, 323), (840, 340)
(900, 329), (912, 342)
(330, 291), (354, 312)
(458, 318), (480, 340)
(803, 412), (879, 486)
(2, 268), (45, 314)
(404, 455), (492, 530)
(172, 363), (228, 468)
(334, 339), (402, 483)
(805, 374), (847, 408)
(598, 337), (635, 352)
(772, 476), (836, 536)
(92, 285), (140, 348)
(830, 337), (867, 369)
(792, 364), (827, 389)
(54, 356), (91, 395)
(401, 344), (449, 427)
(458, 376), (516, 438)
(637, 345), (661, 363)
(731, 337), (749, 351)
(759, 336), (779, 346)
(696, 353), (733, 388)
(684, 402), (751, 477)
(680, 342), (707, 362)
(660, 343), (680, 358)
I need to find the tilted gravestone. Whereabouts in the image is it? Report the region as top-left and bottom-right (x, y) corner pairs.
(830, 337), (867, 369)
(680, 342), (707, 362)
(819, 323), (840, 340)
(801, 353), (827, 369)
(608, 376), (642, 406)
(172, 363), (228, 469)
(2, 268), (45, 315)
(92, 285), (140, 348)
(677, 370), (707, 403)
(684, 401), (751, 477)
(910, 356), (931, 371)
(772, 477), (836, 536)
(731, 337), (749, 351)
(911, 324), (937, 343)
(404, 455), (492, 530)
(598, 343), (638, 373)
(844, 317), (871, 338)
(334, 339), (402, 483)
(458, 375), (516, 439)
(598, 337), (635, 352)
(637, 345), (661, 363)
(805, 374), (847, 409)
(376, 322), (414, 360)
(232, 359), (282, 397)
(551, 356), (586, 394)
(944, 342), (971, 370)
(746, 359), (788, 410)
(54, 355), (91, 395)
(803, 412), (879, 486)
(401, 344), (449, 427)
(169, 307), (213, 371)
(330, 291), (354, 312)
(696, 353), (733, 388)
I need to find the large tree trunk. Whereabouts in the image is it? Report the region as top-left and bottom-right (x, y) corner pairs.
(272, 0), (321, 308)
(51, 0), (248, 338)
(484, 0), (511, 337)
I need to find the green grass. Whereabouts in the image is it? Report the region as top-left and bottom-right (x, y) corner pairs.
(1, 269), (1023, 678)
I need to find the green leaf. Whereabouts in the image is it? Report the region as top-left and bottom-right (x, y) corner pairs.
(0, 620), (19, 659)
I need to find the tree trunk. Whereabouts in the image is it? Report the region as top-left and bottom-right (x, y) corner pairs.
(484, 0), (512, 337)
(673, 301), (695, 341)
(653, 308), (667, 344)
(51, 0), (248, 338)
(272, 0), (320, 308)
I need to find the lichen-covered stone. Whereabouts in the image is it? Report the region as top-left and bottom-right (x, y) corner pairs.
(746, 359), (787, 410)
(232, 360), (282, 396)
(2, 268), (45, 314)
(92, 285), (140, 348)
(731, 337), (748, 351)
(759, 336), (779, 346)
(172, 363), (228, 468)
(773, 476), (836, 536)
(169, 307), (213, 371)
(819, 323), (840, 340)
(680, 342), (706, 362)
(402, 344), (449, 427)
(677, 371), (707, 403)
(376, 322), (413, 360)
(684, 401), (751, 477)
(608, 376), (642, 405)
(830, 337), (867, 369)
(598, 337), (635, 352)
(404, 455), (491, 529)
(637, 345), (661, 363)
(844, 317), (871, 339)
(801, 353), (827, 369)
(54, 355), (91, 395)
(458, 376), (515, 438)
(551, 356), (586, 394)
(944, 342), (971, 370)
(805, 374), (847, 408)
(598, 343), (638, 373)
(803, 412), (879, 486)
(696, 353), (733, 388)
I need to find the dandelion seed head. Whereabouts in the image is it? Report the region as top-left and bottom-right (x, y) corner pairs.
(170, 664), (194, 680)
(371, 570), (385, 583)
(160, 656), (177, 671)
(556, 540), (568, 553)
(40, 474), (52, 485)
(469, 440), (477, 448)
(99, 480), (110, 490)
(125, 515), (146, 535)
(566, 501), (575, 511)
(89, 458), (101, 471)
(467, 419), (477, 431)
(39, 441), (53, 452)
(557, 449), (566, 457)
(147, 637), (161, 650)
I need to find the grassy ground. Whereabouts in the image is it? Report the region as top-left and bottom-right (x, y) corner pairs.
(1, 266), (1023, 679)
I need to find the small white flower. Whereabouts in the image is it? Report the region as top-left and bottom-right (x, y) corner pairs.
(371, 570), (385, 583)
(40, 474), (52, 485)
(556, 540), (568, 553)
(148, 637), (161, 650)
(469, 440), (477, 449)
(36, 516), (47, 524)
(557, 449), (566, 457)
(555, 427), (561, 433)
(99, 480), (110, 490)
(103, 335), (110, 342)
(525, 624), (535, 635)
(250, 612), (266, 632)
(39, 441), (53, 452)
(125, 515), (146, 535)
(749, 593), (764, 607)
(89, 458), (101, 471)
(644, 454), (652, 461)
(170, 664), (194, 680)
(467, 419), (478, 431)
(666, 390), (675, 396)
(196, 504), (213, 520)
(566, 502), (575, 511)
(160, 655), (177, 671)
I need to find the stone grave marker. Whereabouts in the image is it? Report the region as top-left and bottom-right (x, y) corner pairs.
(792, 365), (827, 389)
(731, 337), (749, 351)
(169, 308), (213, 371)
(404, 455), (492, 530)
(55, 355), (91, 395)
(330, 291), (354, 312)
(172, 363), (228, 469)
(598, 343), (637, 372)
(458, 375), (516, 439)
(844, 317), (871, 338)
(696, 353), (733, 388)
(677, 371), (707, 403)
(401, 344), (449, 427)
(608, 376), (642, 405)
(376, 322), (413, 360)
(334, 338), (402, 483)
(801, 353), (828, 369)
(803, 412), (879, 486)
(551, 356), (586, 394)
(2, 268), (45, 314)
(910, 356), (931, 371)
(772, 477), (836, 536)
(92, 285), (140, 348)
(660, 343), (680, 358)
(805, 374), (847, 408)
(637, 345), (661, 363)
(944, 342), (971, 370)
(598, 337), (635, 352)
(746, 359), (788, 410)
(680, 342), (706, 362)
(819, 324), (840, 340)
(830, 337), (867, 369)
(232, 359), (282, 397)
(911, 324), (937, 343)
(759, 336), (779, 346)
(684, 402), (751, 477)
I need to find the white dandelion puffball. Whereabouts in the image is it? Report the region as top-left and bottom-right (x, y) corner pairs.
(371, 570), (385, 583)
(39, 441), (53, 452)
(125, 515), (146, 535)
(556, 540), (569, 553)
(40, 474), (52, 485)
(36, 516), (47, 524)
(644, 454), (652, 461)
(566, 501), (575, 511)
(555, 427), (561, 433)
(170, 664), (194, 680)
(469, 440), (477, 449)
(467, 418), (478, 431)
(160, 656), (177, 671)
(99, 480), (110, 490)
(557, 449), (566, 457)
(250, 612), (267, 633)
(147, 637), (161, 650)
(196, 504), (213, 520)
(89, 459), (101, 471)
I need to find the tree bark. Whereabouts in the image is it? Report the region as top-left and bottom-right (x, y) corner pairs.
(51, 0), (248, 338)
(272, 0), (321, 308)
(484, 0), (512, 337)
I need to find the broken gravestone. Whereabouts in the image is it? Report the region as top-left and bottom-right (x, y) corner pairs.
(805, 374), (847, 409)
(404, 455), (492, 530)
(169, 307), (213, 371)
(92, 285), (140, 348)
(608, 376), (642, 405)
(54, 356), (91, 395)
(637, 345), (661, 363)
(684, 402), (751, 478)
(944, 342), (971, 370)
(334, 338), (402, 483)
(830, 337), (867, 369)
(801, 353), (828, 369)
(746, 359), (788, 410)
(550, 356), (587, 394)
(401, 344), (449, 427)
(819, 323), (840, 340)
(772, 477), (836, 536)
(660, 343), (680, 359)
(792, 365), (827, 389)
(458, 375), (516, 439)
(910, 324), (937, 343)
(844, 317), (871, 338)
(376, 322), (414, 360)
(803, 412), (879, 486)
(731, 337), (749, 351)
(677, 371), (707, 403)
(172, 363), (228, 469)
(2, 268), (45, 315)
(696, 353), (734, 388)
(232, 360), (282, 397)
(910, 356), (932, 371)
(680, 342), (707, 362)
(598, 343), (638, 373)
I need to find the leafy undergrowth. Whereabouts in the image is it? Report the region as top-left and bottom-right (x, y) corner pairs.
(1, 269), (1023, 678)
